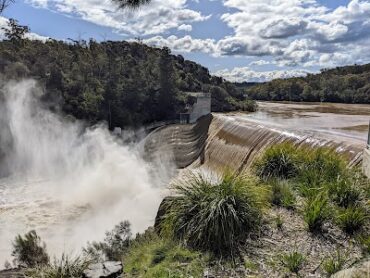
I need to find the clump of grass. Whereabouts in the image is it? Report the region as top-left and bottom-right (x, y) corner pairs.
(337, 206), (367, 235)
(303, 192), (331, 232)
(124, 229), (206, 278)
(270, 180), (296, 209)
(254, 142), (300, 180)
(281, 250), (305, 275)
(158, 172), (269, 258)
(327, 177), (361, 208)
(357, 234), (370, 255)
(26, 254), (89, 278)
(322, 249), (346, 277)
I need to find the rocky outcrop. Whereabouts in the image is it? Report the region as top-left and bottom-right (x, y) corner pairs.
(83, 261), (123, 278)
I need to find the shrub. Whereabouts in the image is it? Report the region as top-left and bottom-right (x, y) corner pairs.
(322, 249), (346, 277)
(327, 176), (361, 208)
(281, 250), (305, 274)
(124, 230), (205, 278)
(12, 230), (49, 267)
(303, 193), (331, 232)
(298, 147), (347, 188)
(254, 143), (299, 180)
(337, 206), (367, 234)
(159, 172), (269, 257)
(26, 254), (89, 278)
(270, 180), (296, 209)
(84, 220), (132, 261)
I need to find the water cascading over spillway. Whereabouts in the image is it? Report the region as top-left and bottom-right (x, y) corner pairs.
(0, 80), (171, 264)
(145, 114), (364, 174)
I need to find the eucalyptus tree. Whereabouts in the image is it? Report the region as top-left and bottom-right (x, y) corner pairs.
(112, 0), (151, 9)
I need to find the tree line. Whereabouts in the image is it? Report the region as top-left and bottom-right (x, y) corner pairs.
(0, 20), (256, 128)
(243, 65), (370, 104)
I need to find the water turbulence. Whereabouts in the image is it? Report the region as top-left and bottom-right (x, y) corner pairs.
(0, 80), (168, 264)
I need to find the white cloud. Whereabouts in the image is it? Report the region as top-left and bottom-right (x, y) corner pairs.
(213, 67), (313, 83)
(26, 0), (209, 36)
(177, 24), (192, 32)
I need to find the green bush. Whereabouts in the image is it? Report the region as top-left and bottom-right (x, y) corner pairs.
(298, 148), (347, 188)
(303, 193), (331, 232)
(12, 230), (49, 267)
(83, 221), (132, 261)
(159, 172), (269, 257)
(281, 250), (305, 274)
(322, 249), (346, 277)
(26, 254), (89, 278)
(124, 230), (205, 278)
(328, 177), (361, 208)
(270, 180), (296, 209)
(337, 206), (367, 234)
(254, 143), (299, 180)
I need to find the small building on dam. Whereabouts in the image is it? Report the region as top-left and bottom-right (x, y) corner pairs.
(180, 92), (211, 124)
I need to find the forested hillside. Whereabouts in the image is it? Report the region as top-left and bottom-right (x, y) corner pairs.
(244, 64), (370, 103)
(0, 22), (255, 128)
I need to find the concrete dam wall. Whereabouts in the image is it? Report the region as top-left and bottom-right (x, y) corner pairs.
(144, 114), (364, 173)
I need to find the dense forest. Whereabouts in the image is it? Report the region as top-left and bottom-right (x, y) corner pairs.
(243, 64), (370, 103)
(0, 20), (256, 128)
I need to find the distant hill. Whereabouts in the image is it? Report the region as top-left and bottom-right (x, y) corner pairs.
(0, 39), (256, 128)
(242, 64), (370, 104)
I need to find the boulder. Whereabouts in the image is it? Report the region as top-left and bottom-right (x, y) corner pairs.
(83, 261), (123, 278)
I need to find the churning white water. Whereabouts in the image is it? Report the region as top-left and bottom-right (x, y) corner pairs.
(0, 80), (172, 265)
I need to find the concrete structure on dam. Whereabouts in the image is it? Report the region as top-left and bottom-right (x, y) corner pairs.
(363, 125), (370, 178)
(180, 92), (211, 124)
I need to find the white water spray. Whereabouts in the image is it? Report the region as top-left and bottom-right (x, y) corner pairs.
(0, 80), (172, 265)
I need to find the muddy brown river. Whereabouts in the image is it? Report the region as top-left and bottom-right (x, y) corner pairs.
(234, 101), (370, 147)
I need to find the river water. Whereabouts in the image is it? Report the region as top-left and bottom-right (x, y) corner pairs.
(235, 101), (370, 148)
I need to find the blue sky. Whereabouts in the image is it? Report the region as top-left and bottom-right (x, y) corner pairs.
(2, 0), (370, 82)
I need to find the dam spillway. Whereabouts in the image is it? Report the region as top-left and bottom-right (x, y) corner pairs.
(144, 110), (367, 173)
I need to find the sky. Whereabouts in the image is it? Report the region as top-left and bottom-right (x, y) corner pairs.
(1, 0), (370, 82)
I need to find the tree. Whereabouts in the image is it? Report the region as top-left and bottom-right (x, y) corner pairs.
(2, 18), (30, 41)
(112, 0), (151, 9)
(12, 230), (49, 267)
(0, 0), (14, 14)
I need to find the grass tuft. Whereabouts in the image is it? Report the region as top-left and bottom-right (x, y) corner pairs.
(254, 142), (299, 180)
(337, 206), (367, 235)
(322, 249), (346, 277)
(158, 171), (269, 258)
(270, 179), (296, 209)
(303, 192), (331, 232)
(281, 250), (305, 275)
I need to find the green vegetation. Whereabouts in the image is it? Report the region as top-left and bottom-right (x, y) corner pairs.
(254, 143), (369, 234)
(270, 179), (296, 209)
(0, 20), (256, 128)
(26, 255), (89, 278)
(12, 230), (49, 268)
(281, 250), (305, 275)
(157, 172), (269, 257)
(303, 193), (331, 232)
(255, 142), (299, 180)
(84, 220), (132, 261)
(243, 64), (370, 103)
(322, 249), (346, 277)
(274, 215), (284, 229)
(124, 230), (206, 278)
(337, 206), (367, 235)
